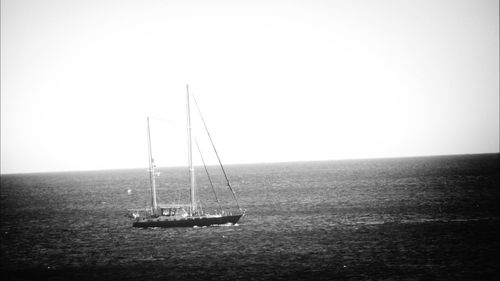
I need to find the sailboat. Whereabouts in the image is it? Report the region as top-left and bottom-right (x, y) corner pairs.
(128, 85), (245, 228)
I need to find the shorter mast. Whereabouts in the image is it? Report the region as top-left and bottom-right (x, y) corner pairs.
(147, 117), (158, 215)
(186, 85), (196, 215)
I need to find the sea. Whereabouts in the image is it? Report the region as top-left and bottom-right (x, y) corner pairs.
(1, 154), (499, 280)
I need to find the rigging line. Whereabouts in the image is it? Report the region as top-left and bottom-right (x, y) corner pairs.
(195, 138), (223, 213)
(147, 117), (158, 214)
(148, 116), (182, 130)
(148, 116), (176, 123)
(191, 93), (242, 211)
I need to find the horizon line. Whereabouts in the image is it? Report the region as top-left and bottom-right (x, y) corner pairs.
(1, 152), (498, 176)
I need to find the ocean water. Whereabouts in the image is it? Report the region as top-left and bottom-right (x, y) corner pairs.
(1, 154), (499, 280)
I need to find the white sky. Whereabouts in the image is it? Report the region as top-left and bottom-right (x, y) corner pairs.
(1, 0), (499, 174)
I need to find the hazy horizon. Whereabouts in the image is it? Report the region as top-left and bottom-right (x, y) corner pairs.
(1, 152), (498, 175)
(1, 0), (499, 174)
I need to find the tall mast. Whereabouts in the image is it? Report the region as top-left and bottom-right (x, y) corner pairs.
(186, 85), (196, 215)
(147, 117), (158, 215)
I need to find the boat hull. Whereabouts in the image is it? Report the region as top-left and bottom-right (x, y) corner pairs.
(132, 214), (243, 228)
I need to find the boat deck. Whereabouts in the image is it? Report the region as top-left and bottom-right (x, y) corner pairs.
(132, 213), (244, 228)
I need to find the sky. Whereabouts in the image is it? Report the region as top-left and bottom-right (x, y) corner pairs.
(1, 0), (499, 174)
